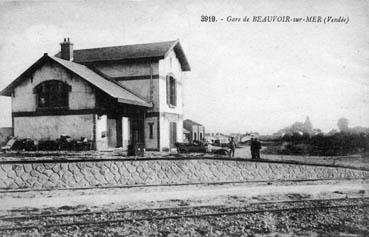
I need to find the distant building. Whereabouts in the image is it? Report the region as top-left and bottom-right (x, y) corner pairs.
(183, 128), (190, 143)
(274, 116), (314, 137)
(183, 119), (205, 143)
(205, 132), (229, 145)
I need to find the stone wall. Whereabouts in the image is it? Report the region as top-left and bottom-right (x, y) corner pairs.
(0, 159), (368, 190)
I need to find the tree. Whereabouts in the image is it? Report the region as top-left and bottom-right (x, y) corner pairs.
(337, 117), (349, 132)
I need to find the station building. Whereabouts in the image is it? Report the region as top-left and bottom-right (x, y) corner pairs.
(0, 38), (191, 151)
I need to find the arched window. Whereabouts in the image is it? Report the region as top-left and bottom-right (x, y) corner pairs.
(166, 75), (177, 106)
(35, 80), (70, 109)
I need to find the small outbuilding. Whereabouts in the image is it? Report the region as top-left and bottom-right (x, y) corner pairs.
(183, 119), (205, 143)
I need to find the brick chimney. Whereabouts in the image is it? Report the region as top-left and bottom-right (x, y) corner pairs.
(60, 38), (73, 61)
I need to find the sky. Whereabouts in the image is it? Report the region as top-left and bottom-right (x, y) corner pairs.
(0, 0), (368, 134)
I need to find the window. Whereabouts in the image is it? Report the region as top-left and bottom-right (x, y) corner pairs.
(149, 122), (154, 139)
(166, 75), (177, 107)
(35, 80), (70, 109)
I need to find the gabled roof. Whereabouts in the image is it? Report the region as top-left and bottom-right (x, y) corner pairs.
(55, 40), (191, 71)
(184, 119), (204, 127)
(0, 54), (152, 108)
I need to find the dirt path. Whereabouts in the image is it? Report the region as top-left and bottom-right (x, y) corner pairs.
(0, 179), (367, 216)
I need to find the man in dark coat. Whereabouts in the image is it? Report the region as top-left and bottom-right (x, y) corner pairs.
(255, 138), (262, 160)
(250, 138), (256, 160)
(229, 137), (236, 157)
(250, 138), (261, 160)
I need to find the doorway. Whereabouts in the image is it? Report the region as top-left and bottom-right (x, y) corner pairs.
(130, 118), (144, 145)
(107, 118), (117, 148)
(169, 122), (177, 148)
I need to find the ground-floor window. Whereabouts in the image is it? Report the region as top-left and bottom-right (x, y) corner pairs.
(149, 122), (154, 139)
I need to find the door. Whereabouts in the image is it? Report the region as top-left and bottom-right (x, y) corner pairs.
(107, 118), (117, 148)
(116, 117), (122, 148)
(130, 118), (144, 145)
(169, 122), (177, 148)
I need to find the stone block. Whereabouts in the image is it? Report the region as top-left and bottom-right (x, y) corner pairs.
(13, 165), (24, 176)
(23, 164), (32, 173)
(35, 164), (45, 173)
(44, 163), (55, 169)
(43, 169), (54, 177)
(52, 163), (61, 173)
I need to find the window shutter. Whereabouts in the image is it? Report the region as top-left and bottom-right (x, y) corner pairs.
(166, 76), (170, 105)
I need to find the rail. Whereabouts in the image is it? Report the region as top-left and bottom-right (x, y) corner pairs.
(0, 197), (367, 232)
(0, 177), (367, 193)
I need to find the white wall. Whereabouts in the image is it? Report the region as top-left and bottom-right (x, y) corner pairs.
(118, 79), (160, 111)
(178, 117), (184, 143)
(93, 61), (158, 77)
(160, 115), (169, 149)
(12, 62), (95, 112)
(94, 61), (160, 111)
(91, 51), (186, 151)
(157, 50), (185, 150)
(122, 117), (130, 150)
(14, 114), (93, 140)
(158, 50), (183, 115)
(144, 116), (158, 149)
(159, 113), (183, 149)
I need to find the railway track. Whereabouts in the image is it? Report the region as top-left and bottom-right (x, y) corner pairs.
(0, 177), (367, 193)
(0, 197), (368, 232)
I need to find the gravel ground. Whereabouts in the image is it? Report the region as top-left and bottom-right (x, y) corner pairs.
(1, 147), (368, 171)
(1, 179), (367, 214)
(236, 146), (369, 170)
(1, 198), (368, 236)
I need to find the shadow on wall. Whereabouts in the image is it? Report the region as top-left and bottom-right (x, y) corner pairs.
(0, 127), (12, 146)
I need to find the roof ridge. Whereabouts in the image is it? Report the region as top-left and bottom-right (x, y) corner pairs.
(184, 119), (203, 126)
(54, 39), (190, 71)
(74, 40), (177, 52)
(164, 39), (179, 58)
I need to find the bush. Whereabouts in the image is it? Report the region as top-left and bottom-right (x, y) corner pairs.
(263, 132), (369, 156)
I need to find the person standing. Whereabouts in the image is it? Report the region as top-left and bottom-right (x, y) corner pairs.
(250, 138), (256, 160)
(229, 137), (236, 157)
(255, 138), (262, 160)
